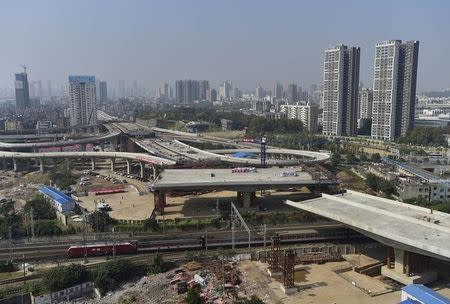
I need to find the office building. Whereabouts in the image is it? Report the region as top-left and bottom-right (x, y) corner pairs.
(322, 45), (360, 136)
(287, 84), (297, 103)
(273, 82), (283, 99)
(69, 76), (97, 126)
(371, 40), (419, 141)
(280, 103), (318, 132)
(15, 71), (30, 111)
(233, 87), (242, 99)
(99, 81), (107, 104)
(358, 88), (373, 122)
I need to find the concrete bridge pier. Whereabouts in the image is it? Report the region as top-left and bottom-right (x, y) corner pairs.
(237, 191), (256, 209)
(2, 158), (7, 170)
(139, 161), (145, 178)
(91, 158), (96, 171)
(110, 158), (116, 172)
(100, 142), (105, 151)
(112, 138), (119, 151)
(154, 190), (166, 215)
(65, 158), (71, 170)
(13, 159), (18, 172)
(382, 247), (437, 284)
(126, 159), (132, 175)
(80, 143), (87, 151)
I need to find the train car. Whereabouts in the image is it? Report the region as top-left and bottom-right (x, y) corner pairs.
(67, 242), (137, 258)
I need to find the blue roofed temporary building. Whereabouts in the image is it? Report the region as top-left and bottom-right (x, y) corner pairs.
(39, 186), (76, 213)
(401, 284), (450, 304)
(231, 151), (255, 159)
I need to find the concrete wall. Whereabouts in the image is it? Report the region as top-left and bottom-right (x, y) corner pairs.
(32, 282), (96, 304)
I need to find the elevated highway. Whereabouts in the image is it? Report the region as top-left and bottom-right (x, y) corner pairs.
(286, 190), (450, 284)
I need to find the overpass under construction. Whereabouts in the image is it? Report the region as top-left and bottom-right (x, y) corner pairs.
(286, 190), (450, 285)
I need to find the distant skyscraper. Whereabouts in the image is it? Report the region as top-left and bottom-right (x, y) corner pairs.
(159, 83), (169, 99)
(69, 76), (97, 126)
(37, 80), (43, 100)
(287, 84), (298, 104)
(99, 81), (107, 104)
(256, 86), (264, 100)
(207, 88), (217, 102)
(219, 81), (232, 100)
(175, 80), (204, 104)
(199, 80), (209, 101)
(15, 70), (30, 111)
(273, 82), (283, 99)
(322, 45), (360, 136)
(47, 80), (52, 98)
(371, 40), (419, 141)
(118, 80), (125, 98)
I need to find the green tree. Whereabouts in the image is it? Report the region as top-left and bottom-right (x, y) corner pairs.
(34, 220), (62, 236)
(370, 153), (381, 163)
(42, 264), (90, 292)
(49, 163), (77, 190)
(186, 288), (204, 304)
(93, 259), (132, 296)
(143, 218), (160, 231)
(147, 253), (173, 275)
(88, 210), (115, 232)
(24, 195), (56, 220)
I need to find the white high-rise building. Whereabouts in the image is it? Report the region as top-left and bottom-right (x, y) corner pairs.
(280, 103), (318, 132)
(69, 76), (97, 126)
(358, 88), (373, 122)
(322, 45), (360, 137)
(371, 40), (419, 141)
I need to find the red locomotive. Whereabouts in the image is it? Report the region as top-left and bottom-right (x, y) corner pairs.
(67, 242), (137, 258)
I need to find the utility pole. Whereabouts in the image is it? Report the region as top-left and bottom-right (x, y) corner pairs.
(83, 214), (88, 264)
(112, 227), (116, 260)
(8, 226), (13, 262)
(30, 207), (35, 240)
(263, 224), (267, 253)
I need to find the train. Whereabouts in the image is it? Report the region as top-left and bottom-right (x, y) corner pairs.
(67, 242), (137, 258)
(66, 228), (366, 258)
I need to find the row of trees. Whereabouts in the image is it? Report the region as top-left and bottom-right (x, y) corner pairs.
(365, 173), (396, 196)
(398, 127), (447, 147)
(0, 195), (69, 239)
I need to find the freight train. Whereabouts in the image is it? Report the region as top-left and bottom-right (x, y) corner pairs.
(67, 228), (365, 258)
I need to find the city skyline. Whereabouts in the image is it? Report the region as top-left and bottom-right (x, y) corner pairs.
(1, 0), (449, 92)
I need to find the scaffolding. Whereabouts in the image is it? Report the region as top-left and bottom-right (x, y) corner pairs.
(269, 236), (281, 273)
(283, 249), (296, 288)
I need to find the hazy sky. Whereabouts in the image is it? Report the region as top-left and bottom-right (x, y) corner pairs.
(1, 0), (449, 92)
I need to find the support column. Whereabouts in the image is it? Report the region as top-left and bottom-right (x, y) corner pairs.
(39, 158), (44, 173)
(80, 143), (87, 151)
(154, 190), (166, 215)
(387, 247), (394, 269)
(139, 161), (145, 178)
(2, 158), (6, 170)
(100, 142), (105, 151)
(126, 159), (132, 175)
(242, 191), (255, 210)
(13, 159), (18, 172)
(65, 158), (71, 170)
(91, 158), (96, 171)
(150, 166), (155, 180)
(110, 158), (116, 172)
(394, 248), (405, 274)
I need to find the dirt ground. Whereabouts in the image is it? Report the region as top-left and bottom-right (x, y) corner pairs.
(161, 189), (309, 219)
(77, 185), (154, 221)
(238, 260), (450, 304)
(0, 170), (39, 210)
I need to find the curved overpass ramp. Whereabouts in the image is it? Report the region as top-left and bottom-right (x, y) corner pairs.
(0, 151), (175, 166)
(0, 132), (121, 150)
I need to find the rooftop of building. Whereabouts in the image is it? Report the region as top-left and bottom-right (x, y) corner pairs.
(39, 186), (75, 205)
(286, 190), (450, 261)
(402, 284), (450, 304)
